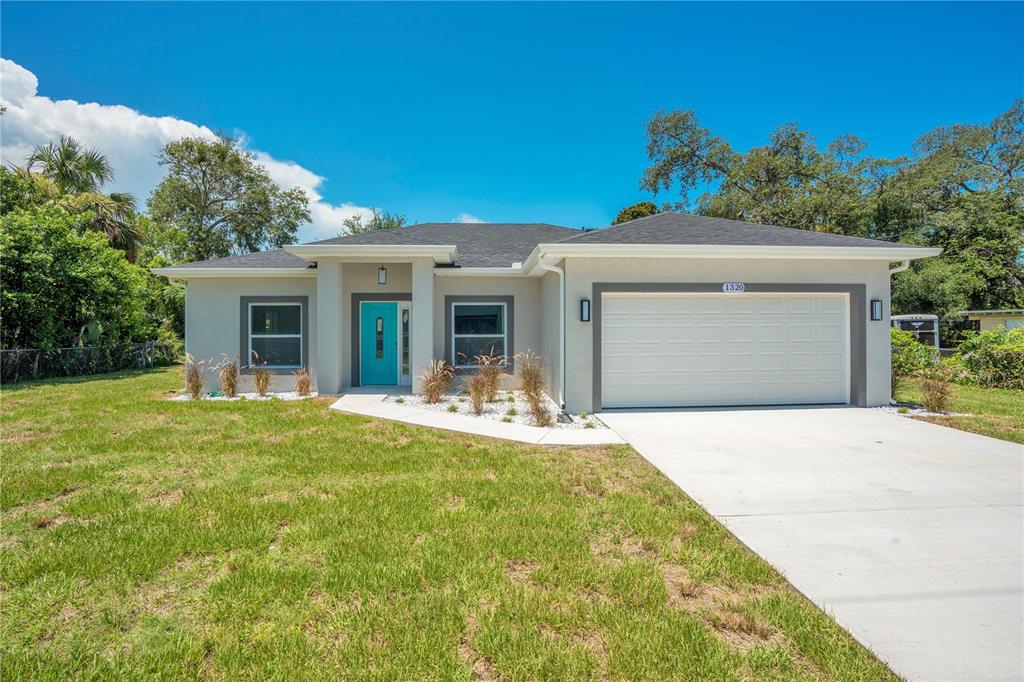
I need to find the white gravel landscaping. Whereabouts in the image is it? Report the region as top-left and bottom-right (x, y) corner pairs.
(169, 391), (318, 401)
(384, 390), (608, 430)
(878, 404), (970, 418)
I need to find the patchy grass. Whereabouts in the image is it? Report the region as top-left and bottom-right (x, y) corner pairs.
(1, 367), (894, 680)
(898, 379), (1024, 444)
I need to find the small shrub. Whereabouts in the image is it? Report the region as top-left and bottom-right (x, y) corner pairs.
(528, 397), (554, 428)
(249, 352), (271, 397)
(447, 403), (459, 413)
(891, 328), (934, 398)
(184, 353), (209, 399)
(516, 349), (547, 399)
(294, 368), (312, 397)
(501, 417), (513, 423)
(898, 406), (910, 414)
(215, 355), (239, 397)
(584, 420), (596, 429)
(466, 372), (488, 415)
(506, 406), (518, 417)
(419, 359), (454, 404)
(515, 350), (554, 427)
(578, 412), (589, 419)
(506, 393), (515, 403)
(919, 366), (953, 413)
(394, 396), (405, 404)
(955, 328), (1024, 389)
(472, 352), (506, 402)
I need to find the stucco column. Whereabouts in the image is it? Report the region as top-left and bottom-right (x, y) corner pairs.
(315, 260), (343, 394)
(410, 258), (435, 393)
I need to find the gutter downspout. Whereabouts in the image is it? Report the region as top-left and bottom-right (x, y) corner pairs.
(889, 259), (910, 275)
(539, 262), (566, 411)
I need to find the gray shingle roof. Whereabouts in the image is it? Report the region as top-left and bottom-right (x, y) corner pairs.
(307, 222), (579, 267)
(558, 213), (931, 248)
(163, 248), (314, 269)
(162, 213), (926, 271)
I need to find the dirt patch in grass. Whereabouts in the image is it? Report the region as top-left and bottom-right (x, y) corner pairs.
(41, 461), (72, 470)
(504, 558), (539, 584)
(135, 554), (231, 618)
(444, 494), (466, 511)
(5, 486), (79, 518)
(459, 611), (498, 682)
(32, 515), (71, 529)
(259, 486), (333, 503)
(146, 489), (184, 507)
(590, 533), (657, 563)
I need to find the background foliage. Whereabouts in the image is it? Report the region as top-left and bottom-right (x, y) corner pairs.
(637, 101), (1024, 330)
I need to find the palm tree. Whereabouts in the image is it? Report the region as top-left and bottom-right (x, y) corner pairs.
(62, 192), (142, 258)
(23, 136), (143, 256)
(26, 135), (113, 194)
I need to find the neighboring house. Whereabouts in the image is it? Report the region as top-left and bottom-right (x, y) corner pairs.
(958, 309), (1024, 332)
(154, 213), (939, 413)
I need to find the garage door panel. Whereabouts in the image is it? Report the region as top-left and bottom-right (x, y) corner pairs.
(601, 293), (849, 408)
(788, 324), (815, 342)
(786, 297), (815, 314)
(819, 351), (845, 371)
(818, 324), (844, 343)
(758, 297), (786, 314)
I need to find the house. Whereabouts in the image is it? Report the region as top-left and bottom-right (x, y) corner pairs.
(154, 213), (939, 413)
(958, 309), (1024, 332)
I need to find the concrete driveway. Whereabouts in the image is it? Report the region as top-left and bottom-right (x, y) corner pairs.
(599, 407), (1023, 682)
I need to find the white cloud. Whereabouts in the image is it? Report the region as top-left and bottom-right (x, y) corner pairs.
(454, 212), (486, 224)
(0, 58), (372, 243)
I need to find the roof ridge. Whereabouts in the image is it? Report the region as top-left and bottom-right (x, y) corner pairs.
(559, 211), (925, 248)
(553, 211), (656, 243)
(306, 221), (578, 245)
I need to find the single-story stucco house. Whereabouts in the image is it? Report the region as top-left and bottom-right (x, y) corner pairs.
(154, 213), (940, 413)
(958, 308), (1024, 332)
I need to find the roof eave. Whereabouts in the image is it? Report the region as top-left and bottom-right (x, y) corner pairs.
(152, 267), (318, 281)
(284, 244), (458, 264)
(522, 243), (940, 272)
(434, 266), (526, 277)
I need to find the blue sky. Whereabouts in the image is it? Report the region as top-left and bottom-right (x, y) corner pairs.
(2, 2), (1021, 236)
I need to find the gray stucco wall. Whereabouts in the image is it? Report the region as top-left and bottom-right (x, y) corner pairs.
(184, 276), (318, 393)
(562, 257), (892, 413)
(433, 275), (545, 391)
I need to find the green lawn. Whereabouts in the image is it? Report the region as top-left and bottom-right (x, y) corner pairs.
(897, 379), (1024, 444)
(1, 367), (893, 680)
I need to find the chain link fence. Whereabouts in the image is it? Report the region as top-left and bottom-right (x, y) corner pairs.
(1, 342), (177, 385)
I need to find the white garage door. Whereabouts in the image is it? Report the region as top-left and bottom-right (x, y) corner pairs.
(601, 293), (849, 408)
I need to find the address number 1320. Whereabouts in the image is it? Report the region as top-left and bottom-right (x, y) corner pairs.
(722, 282), (746, 293)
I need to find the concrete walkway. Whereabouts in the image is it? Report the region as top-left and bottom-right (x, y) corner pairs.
(330, 392), (623, 445)
(599, 406), (1023, 682)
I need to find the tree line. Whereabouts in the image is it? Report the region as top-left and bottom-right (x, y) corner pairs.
(0, 135), (316, 350)
(615, 101), (1023, 331)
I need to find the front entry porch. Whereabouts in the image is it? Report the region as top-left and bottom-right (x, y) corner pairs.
(314, 259), (435, 395)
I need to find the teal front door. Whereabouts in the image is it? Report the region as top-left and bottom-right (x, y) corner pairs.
(360, 302), (399, 385)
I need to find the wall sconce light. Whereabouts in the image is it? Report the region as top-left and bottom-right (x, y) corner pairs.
(377, 265), (387, 285)
(870, 299), (883, 321)
(580, 298), (591, 322)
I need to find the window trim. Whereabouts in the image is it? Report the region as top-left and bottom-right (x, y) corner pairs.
(239, 296), (309, 375)
(444, 295), (515, 374)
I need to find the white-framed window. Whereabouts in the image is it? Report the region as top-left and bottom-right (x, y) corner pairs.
(452, 302), (507, 367)
(248, 302), (303, 368)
